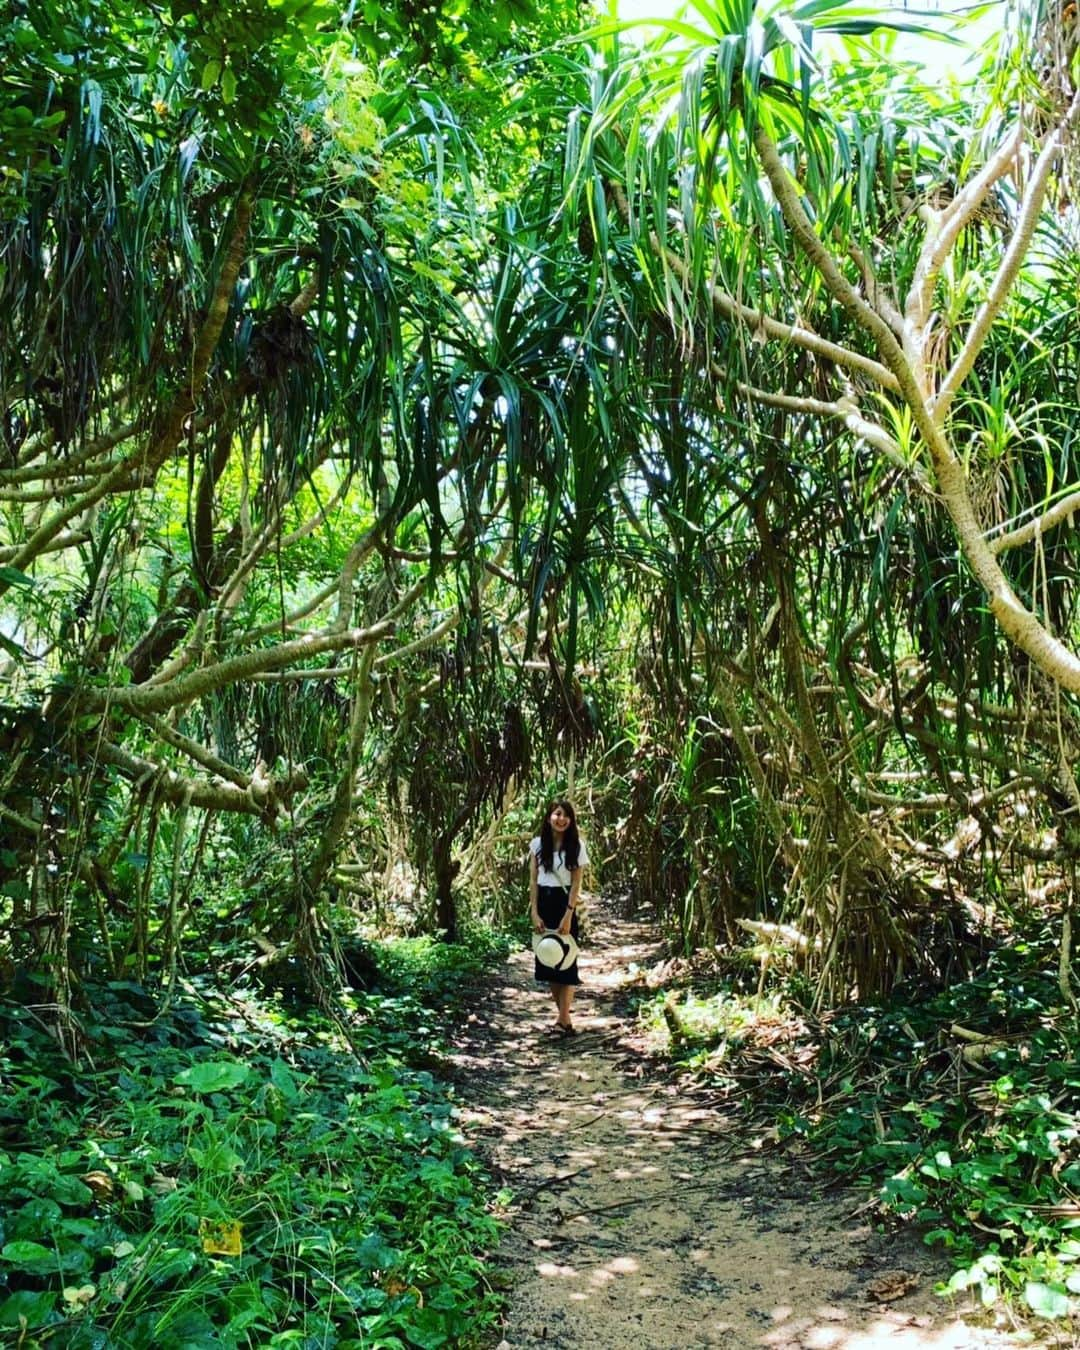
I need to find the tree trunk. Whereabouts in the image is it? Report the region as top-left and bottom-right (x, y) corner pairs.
(433, 840), (459, 943)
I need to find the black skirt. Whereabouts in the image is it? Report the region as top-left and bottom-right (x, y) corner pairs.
(534, 884), (580, 986)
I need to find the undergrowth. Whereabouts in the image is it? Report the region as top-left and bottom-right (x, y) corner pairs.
(646, 930), (1080, 1320)
(0, 931), (509, 1348)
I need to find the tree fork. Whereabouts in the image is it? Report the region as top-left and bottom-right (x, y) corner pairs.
(751, 120), (1080, 697)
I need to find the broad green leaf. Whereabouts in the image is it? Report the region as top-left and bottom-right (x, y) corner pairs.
(0, 1289), (57, 1329)
(48, 1175), (94, 1207)
(1, 1239), (54, 1273)
(269, 1058), (299, 1100)
(174, 1060), (250, 1094)
(1024, 1281), (1070, 1319)
(9, 1196), (62, 1238)
(151, 1246), (198, 1283)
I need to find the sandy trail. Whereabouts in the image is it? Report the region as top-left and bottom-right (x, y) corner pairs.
(449, 900), (1058, 1350)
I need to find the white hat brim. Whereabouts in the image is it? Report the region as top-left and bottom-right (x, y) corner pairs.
(532, 929), (579, 970)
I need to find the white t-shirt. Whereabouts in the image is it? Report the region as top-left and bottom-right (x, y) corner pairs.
(530, 835), (589, 888)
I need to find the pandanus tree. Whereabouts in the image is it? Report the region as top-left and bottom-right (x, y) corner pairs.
(0, 2), (433, 1009)
(0, 0), (592, 1009)
(545, 0), (1080, 997)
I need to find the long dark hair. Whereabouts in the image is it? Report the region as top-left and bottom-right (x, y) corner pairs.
(539, 799), (581, 872)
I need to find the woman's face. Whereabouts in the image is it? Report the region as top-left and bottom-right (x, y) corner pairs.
(549, 804), (572, 833)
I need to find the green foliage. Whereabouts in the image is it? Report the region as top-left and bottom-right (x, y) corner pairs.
(597, 713), (770, 951)
(167, 0), (338, 139)
(654, 932), (1080, 1318)
(0, 974), (503, 1347)
(387, 659), (532, 937)
(366, 925), (514, 1005)
(803, 940), (1080, 1314)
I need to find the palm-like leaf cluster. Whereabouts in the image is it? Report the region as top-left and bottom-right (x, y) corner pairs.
(3, 0), (1080, 1008)
(528, 0), (1080, 994)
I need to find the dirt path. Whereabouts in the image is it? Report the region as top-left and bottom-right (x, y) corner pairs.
(449, 899), (1057, 1350)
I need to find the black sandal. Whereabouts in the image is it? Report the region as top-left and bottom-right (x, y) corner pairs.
(557, 1022), (576, 1036)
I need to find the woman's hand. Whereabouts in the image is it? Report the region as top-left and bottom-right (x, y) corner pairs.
(557, 913), (572, 936)
(532, 912), (546, 933)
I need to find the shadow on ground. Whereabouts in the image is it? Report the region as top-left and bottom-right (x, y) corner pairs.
(447, 899), (1063, 1350)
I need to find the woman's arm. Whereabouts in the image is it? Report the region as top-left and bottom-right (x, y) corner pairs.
(529, 850), (543, 931)
(558, 867), (583, 934)
(568, 867), (583, 909)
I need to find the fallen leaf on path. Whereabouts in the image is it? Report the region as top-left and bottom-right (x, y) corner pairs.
(867, 1271), (919, 1301)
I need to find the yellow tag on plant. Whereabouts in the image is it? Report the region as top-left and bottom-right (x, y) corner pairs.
(199, 1219), (243, 1257)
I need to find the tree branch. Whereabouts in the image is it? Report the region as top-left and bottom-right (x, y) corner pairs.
(236, 579), (340, 645)
(988, 488), (1080, 555)
(0, 531), (90, 564)
(130, 711), (251, 789)
(906, 123), (1023, 341)
(0, 420), (138, 486)
(83, 618), (396, 715)
(935, 92), (1080, 417)
(721, 366), (932, 493)
(0, 182), (256, 595)
(95, 740), (304, 818)
(611, 182), (899, 391)
(753, 120), (1080, 695)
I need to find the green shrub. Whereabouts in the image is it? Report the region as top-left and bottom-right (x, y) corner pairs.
(0, 980), (503, 1348)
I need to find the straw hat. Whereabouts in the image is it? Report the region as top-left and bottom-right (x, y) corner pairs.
(532, 929), (579, 971)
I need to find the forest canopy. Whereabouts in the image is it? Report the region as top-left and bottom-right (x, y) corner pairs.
(2, 0), (1079, 1001)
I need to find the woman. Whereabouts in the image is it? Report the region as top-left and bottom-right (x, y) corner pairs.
(529, 799), (589, 1035)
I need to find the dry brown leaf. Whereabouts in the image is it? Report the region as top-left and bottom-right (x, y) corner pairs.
(81, 1170), (114, 1200)
(867, 1272), (919, 1302)
(382, 1276), (424, 1306)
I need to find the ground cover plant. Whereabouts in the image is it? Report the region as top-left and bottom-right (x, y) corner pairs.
(0, 946), (505, 1349)
(644, 925), (1080, 1321)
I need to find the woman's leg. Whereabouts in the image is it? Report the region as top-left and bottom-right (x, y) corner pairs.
(556, 984), (576, 1028)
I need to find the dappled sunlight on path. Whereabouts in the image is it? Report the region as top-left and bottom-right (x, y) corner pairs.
(448, 902), (1050, 1350)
